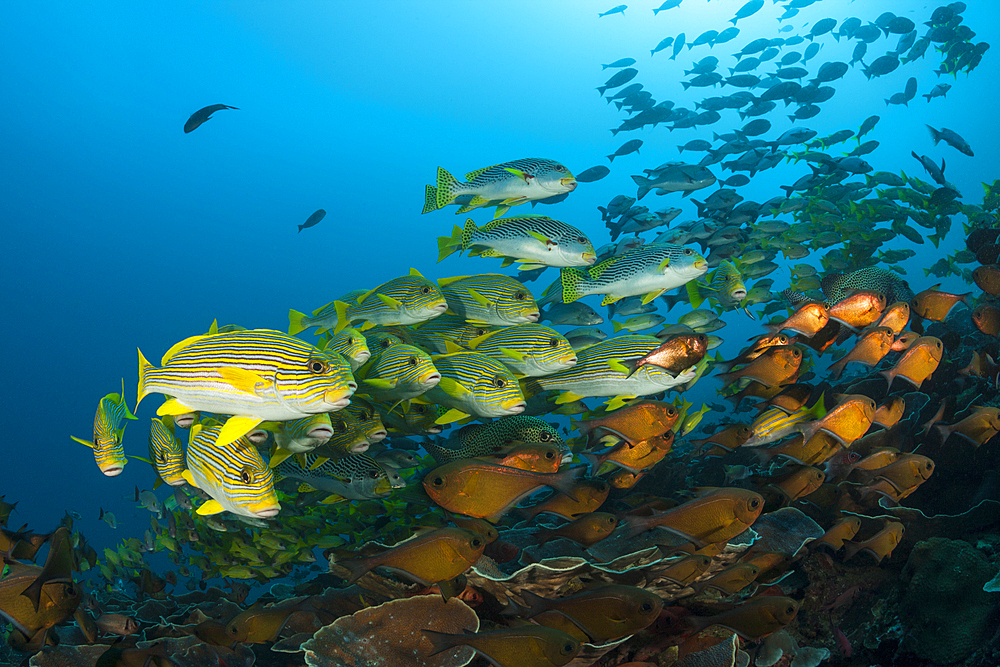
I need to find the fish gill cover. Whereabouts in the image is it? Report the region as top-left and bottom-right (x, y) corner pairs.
(2, 0), (1000, 666)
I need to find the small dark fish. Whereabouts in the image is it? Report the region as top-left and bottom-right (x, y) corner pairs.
(607, 140), (643, 163)
(298, 209), (326, 233)
(926, 126), (974, 157)
(923, 83), (951, 102)
(598, 68), (638, 95)
(730, 0), (764, 25)
(602, 58), (636, 70)
(598, 4), (627, 17)
(652, 0), (682, 15)
(575, 166), (610, 183)
(183, 104), (238, 133)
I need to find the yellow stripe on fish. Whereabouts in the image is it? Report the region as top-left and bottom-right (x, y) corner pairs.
(463, 324), (577, 377)
(70, 380), (137, 477)
(438, 274), (540, 325)
(353, 343), (441, 404)
(183, 422), (280, 519)
(136, 329), (357, 448)
(146, 417), (186, 487)
(332, 270), (448, 333)
(420, 351), (526, 423)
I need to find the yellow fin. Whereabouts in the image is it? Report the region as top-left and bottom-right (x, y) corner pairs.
(320, 495), (346, 505)
(504, 167), (530, 183)
(377, 293), (403, 310)
(607, 359), (631, 375)
(269, 448), (294, 469)
(500, 347), (526, 362)
(527, 230), (552, 246)
(500, 257), (515, 268)
(161, 335), (209, 366)
(297, 483), (316, 493)
(217, 367), (269, 395)
(466, 332), (492, 349)
(409, 267), (425, 277)
(309, 457), (329, 470)
(641, 289), (665, 305)
(181, 469), (200, 489)
(465, 165), (497, 181)
(208, 319), (219, 334)
(600, 294), (624, 306)
(437, 275), (470, 287)
(435, 408), (469, 425)
(443, 341), (465, 354)
(605, 395), (635, 411)
(555, 391), (584, 405)
(437, 377), (469, 398)
(333, 301), (351, 334)
(466, 288), (492, 308)
(362, 378), (396, 389)
(157, 398), (195, 416)
(196, 499), (226, 516)
(216, 416), (263, 448)
(70, 436), (95, 449)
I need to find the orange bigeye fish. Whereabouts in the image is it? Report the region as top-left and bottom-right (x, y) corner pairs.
(875, 301), (910, 335)
(910, 284), (972, 321)
(890, 330), (920, 352)
(843, 521), (903, 563)
(684, 596), (799, 640)
(573, 399), (679, 445)
(798, 394), (876, 446)
(972, 304), (1000, 336)
(881, 336), (944, 389)
(765, 302), (829, 337)
(934, 406), (1000, 447)
(625, 487), (764, 546)
(716, 345), (802, 387)
(827, 326), (894, 379)
(827, 290), (886, 330)
(626, 333), (708, 377)
(972, 264), (1000, 296)
(872, 397), (905, 429)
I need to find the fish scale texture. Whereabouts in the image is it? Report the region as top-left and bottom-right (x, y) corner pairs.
(898, 537), (999, 665)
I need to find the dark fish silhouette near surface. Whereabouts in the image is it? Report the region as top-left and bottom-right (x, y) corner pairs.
(183, 104), (239, 133)
(299, 209), (327, 233)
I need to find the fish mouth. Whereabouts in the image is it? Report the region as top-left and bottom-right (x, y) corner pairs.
(582, 253), (597, 265)
(354, 352), (371, 365)
(422, 372), (442, 387)
(561, 178), (578, 191)
(307, 426), (334, 441)
(504, 401), (527, 414)
(432, 301), (449, 312)
(325, 393), (353, 410)
(253, 506), (281, 519)
(101, 465), (124, 477)
(368, 429), (388, 442)
(561, 355), (579, 366)
(349, 441), (370, 454)
(525, 311), (540, 322)
(694, 259), (708, 270)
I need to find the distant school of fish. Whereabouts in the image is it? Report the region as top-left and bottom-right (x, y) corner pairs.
(5, 1), (1000, 666)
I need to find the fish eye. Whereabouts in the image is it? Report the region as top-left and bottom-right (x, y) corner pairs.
(229, 625), (239, 635)
(554, 165), (567, 172)
(641, 601), (653, 612)
(545, 450), (555, 459)
(750, 498), (761, 509)
(515, 291), (527, 300)
(562, 643), (575, 654)
(408, 356), (418, 367)
(368, 470), (379, 479)
(360, 411), (370, 420)
(471, 537), (483, 548)
(577, 236), (588, 244)
(540, 432), (552, 441)
(432, 477), (444, 486)
(787, 605), (795, 614)
(346, 336), (354, 345)
(492, 376), (507, 388)
(421, 286), (432, 294)
(240, 468), (253, 484)
(309, 358), (329, 374)
(548, 338), (559, 347)
(156, 453), (165, 463)
(66, 585), (75, 596)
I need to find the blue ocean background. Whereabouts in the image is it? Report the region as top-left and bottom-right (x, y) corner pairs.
(1, 0), (995, 548)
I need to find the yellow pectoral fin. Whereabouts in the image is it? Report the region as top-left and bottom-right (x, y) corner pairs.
(268, 448), (294, 469)
(640, 289), (665, 305)
(527, 230), (553, 246)
(320, 495), (346, 505)
(196, 499), (226, 516)
(216, 416), (264, 448)
(605, 395), (635, 411)
(466, 288), (492, 308)
(217, 367), (269, 395)
(309, 457), (330, 470)
(600, 294), (625, 306)
(555, 391), (584, 405)
(504, 168), (530, 183)
(500, 347), (527, 362)
(297, 483), (317, 493)
(377, 293), (403, 310)
(607, 360), (631, 375)
(435, 408), (470, 425)
(362, 378), (396, 389)
(70, 436), (95, 449)
(157, 398), (196, 416)
(181, 469), (200, 489)
(437, 377), (470, 399)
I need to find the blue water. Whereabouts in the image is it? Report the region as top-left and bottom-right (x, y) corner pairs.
(2, 0), (995, 547)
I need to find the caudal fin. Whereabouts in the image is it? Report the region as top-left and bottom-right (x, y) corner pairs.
(136, 349), (153, 411)
(432, 167), (461, 211)
(288, 309), (308, 335)
(437, 225), (465, 262)
(560, 267), (588, 304)
(631, 174), (652, 200)
(422, 184), (439, 214)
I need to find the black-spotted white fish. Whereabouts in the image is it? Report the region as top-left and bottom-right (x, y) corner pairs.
(275, 452), (393, 503)
(540, 244), (707, 306)
(422, 159), (577, 218)
(437, 216), (596, 269)
(136, 330), (357, 448)
(424, 415), (567, 463)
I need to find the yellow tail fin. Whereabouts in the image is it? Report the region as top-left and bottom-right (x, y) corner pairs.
(288, 309), (308, 335)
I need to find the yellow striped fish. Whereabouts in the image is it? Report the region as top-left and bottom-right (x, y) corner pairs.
(420, 351), (526, 423)
(438, 274), (540, 325)
(522, 335), (698, 409)
(380, 402), (447, 436)
(70, 380), (137, 477)
(333, 269), (448, 332)
(409, 314), (498, 354)
(743, 404), (823, 447)
(145, 417), (186, 487)
(462, 324), (577, 377)
(288, 290), (364, 335)
(136, 329), (357, 448)
(321, 328), (371, 370)
(270, 413), (334, 461)
(182, 422), (280, 518)
(310, 398), (389, 462)
(353, 343), (441, 404)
